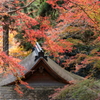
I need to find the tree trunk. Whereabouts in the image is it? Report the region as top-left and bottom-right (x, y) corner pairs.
(3, 16), (9, 55)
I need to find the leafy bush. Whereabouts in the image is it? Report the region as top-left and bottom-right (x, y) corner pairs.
(51, 79), (100, 100)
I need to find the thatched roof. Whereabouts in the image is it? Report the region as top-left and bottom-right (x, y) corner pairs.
(0, 43), (83, 86)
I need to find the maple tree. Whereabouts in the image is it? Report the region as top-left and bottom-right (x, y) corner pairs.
(0, 0), (100, 94)
(44, 0), (100, 78)
(0, 0), (38, 94)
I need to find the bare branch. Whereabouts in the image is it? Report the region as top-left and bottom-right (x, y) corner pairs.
(0, 0), (35, 13)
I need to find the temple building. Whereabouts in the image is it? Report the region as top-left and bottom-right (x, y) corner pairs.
(0, 42), (83, 86)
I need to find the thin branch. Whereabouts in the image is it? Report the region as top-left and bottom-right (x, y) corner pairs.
(0, 0), (35, 13)
(69, 0), (99, 28)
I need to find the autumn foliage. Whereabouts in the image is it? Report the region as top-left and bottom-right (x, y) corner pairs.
(0, 0), (100, 94)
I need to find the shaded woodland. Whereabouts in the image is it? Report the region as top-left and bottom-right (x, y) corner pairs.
(0, 0), (100, 99)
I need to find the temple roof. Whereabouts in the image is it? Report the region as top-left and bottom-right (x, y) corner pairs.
(0, 43), (83, 86)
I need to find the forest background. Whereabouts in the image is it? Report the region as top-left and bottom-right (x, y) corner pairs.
(0, 0), (100, 98)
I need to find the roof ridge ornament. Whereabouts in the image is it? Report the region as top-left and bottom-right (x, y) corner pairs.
(34, 42), (48, 61)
